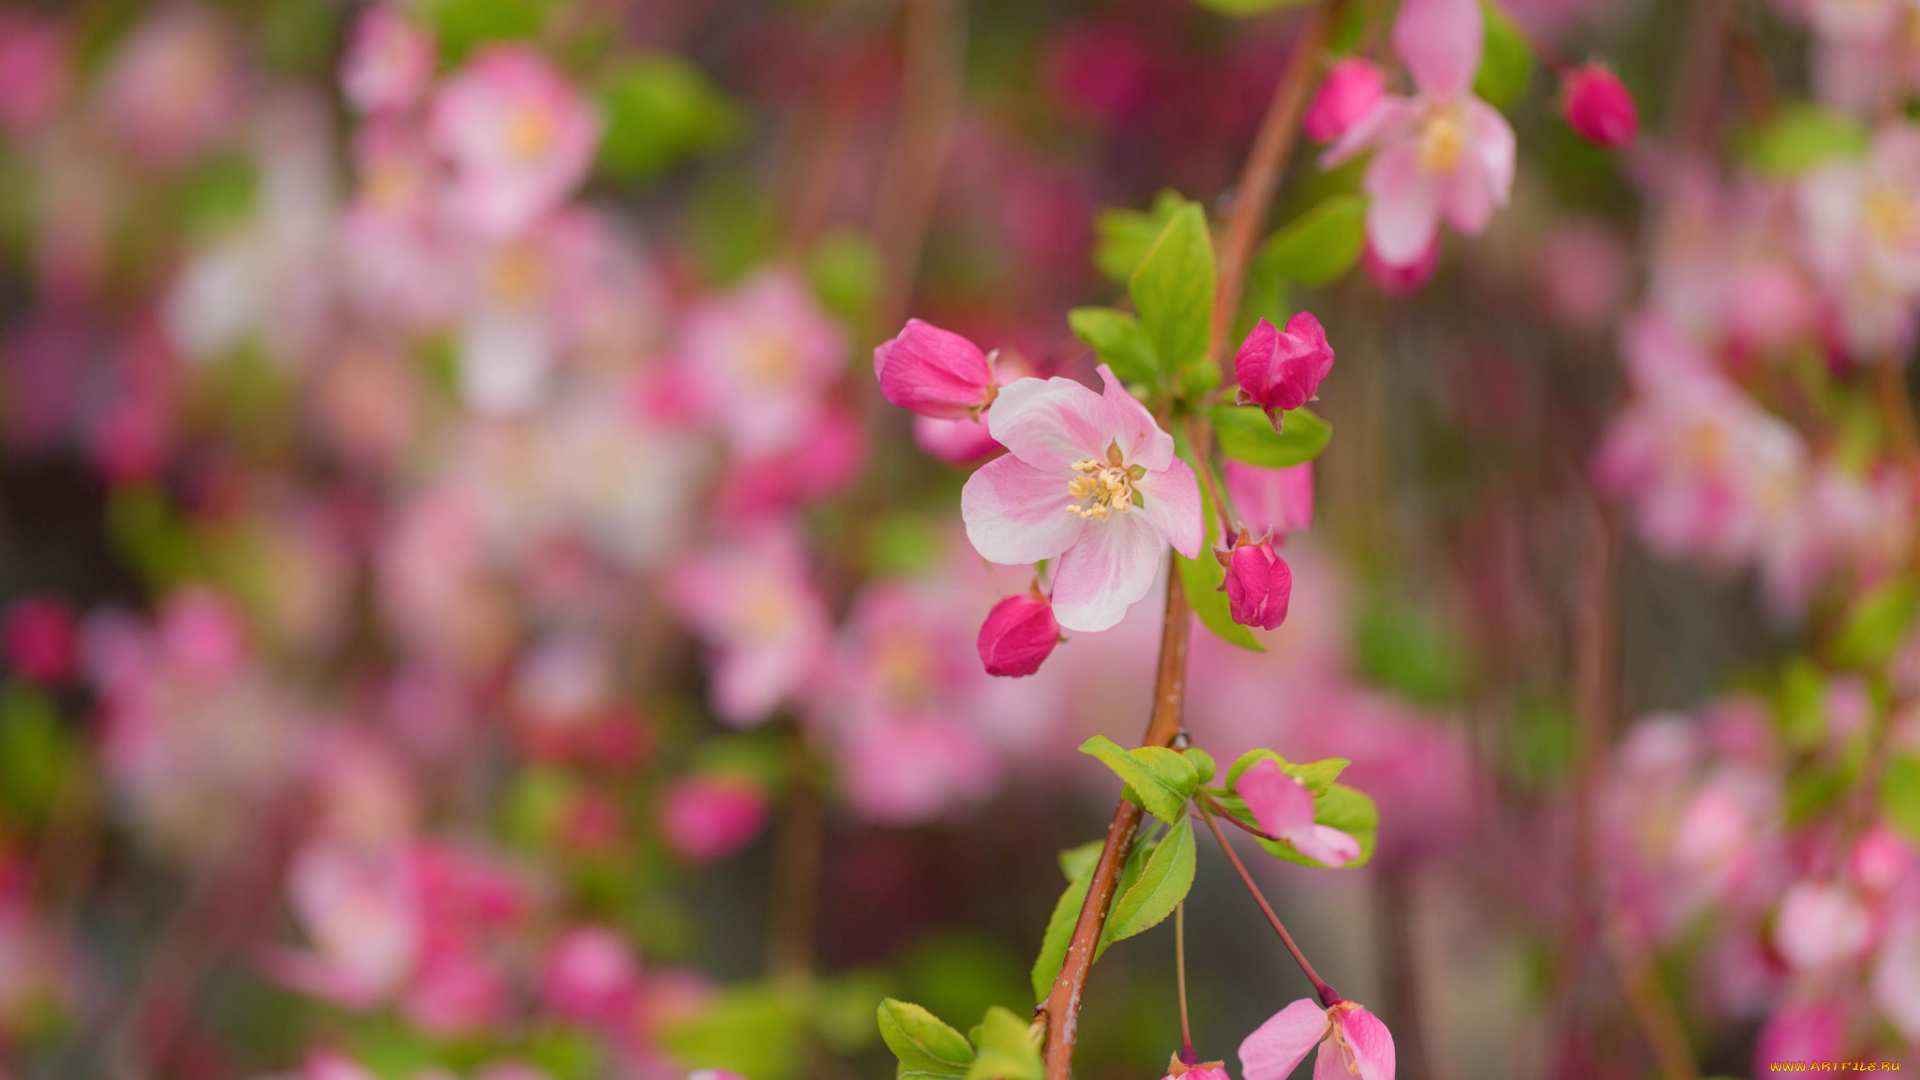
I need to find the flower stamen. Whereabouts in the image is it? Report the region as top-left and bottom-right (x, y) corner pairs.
(1064, 459), (1136, 520)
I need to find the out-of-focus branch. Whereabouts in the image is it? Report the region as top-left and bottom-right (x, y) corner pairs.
(872, 0), (966, 328)
(1605, 917), (1698, 1080)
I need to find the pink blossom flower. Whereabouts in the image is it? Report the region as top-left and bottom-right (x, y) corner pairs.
(1239, 998), (1395, 1080)
(101, 9), (239, 168)
(341, 8), (433, 115)
(977, 592), (1061, 677)
(1224, 462), (1313, 538)
(669, 526), (832, 726)
(1221, 540), (1294, 632)
(4, 597), (76, 685)
(1560, 63), (1638, 148)
(541, 926), (640, 1025)
(679, 271), (848, 458)
(1800, 123), (1920, 324)
(1753, 1001), (1846, 1076)
(1233, 314), (1334, 427)
(837, 714), (1001, 824)
(266, 841), (421, 1008)
(1305, 59), (1386, 143)
(1874, 913), (1920, 1040)
(1163, 1064), (1231, 1080)
(1362, 236), (1440, 295)
(1323, 0), (1515, 267)
(961, 365), (1202, 632)
(1773, 880), (1873, 970)
(428, 46), (601, 238)
(660, 776), (769, 861)
(0, 13), (68, 134)
(913, 412), (1003, 463)
(1234, 758), (1358, 866)
(874, 319), (999, 420)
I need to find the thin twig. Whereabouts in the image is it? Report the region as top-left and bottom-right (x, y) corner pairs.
(1196, 801), (1340, 1007)
(1604, 918), (1698, 1080)
(1176, 901), (1196, 1065)
(872, 0), (967, 328)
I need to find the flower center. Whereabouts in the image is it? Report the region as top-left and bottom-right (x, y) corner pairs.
(741, 333), (798, 385)
(1864, 183), (1919, 247)
(507, 105), (556, 161)
(1417, 104), (1466, 175)
(1064, 443), (1146, 521)
(1325, 1002), (1361, 1076)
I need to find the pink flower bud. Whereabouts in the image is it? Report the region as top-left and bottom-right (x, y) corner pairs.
(661, 777), (768, 862)
(1362, 235), (1440, 295)
(1163, 1062), (1233, 1080)
(1232, 313), (1334, 427)
(873, 318), (997, 420)
(4, 597), (75, 685)
(1304, 59), (1385, 143)
(541, 926), (639, 1023)
(977, 593), (1059, 677)
(1561, 62), (1637, 149)
(1221, 540), (1293, 631)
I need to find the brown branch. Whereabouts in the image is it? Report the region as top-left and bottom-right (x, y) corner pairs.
(1210, 1), (1340, 363)
(1040, 561), (1191, 1078)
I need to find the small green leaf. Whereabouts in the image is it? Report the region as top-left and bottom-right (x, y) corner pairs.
(1832, 577), (1920, 670)
(1104, 818), (1197, 942)
(1093, 190), (1186, 282)
(1130, 202), (1216, 376)
(1211, 405), (1331, 468)
(660, 984), (806, 1080)
(1256, 195), (1367, 287)
(595, 54), (744, 183)
(1473, 1), (1535, 112)
(1883, 753), (1920, 846)
(878, 999), (975, 1078)
(1776, 656), (1828, 750)
(1193, 0), (1320, 13)
(808, 230), (884, 327)
(1078, 737), (1198, 823)
(1257, 783), (1377, 869)
(1057, 839), (1105, 882)
(1746, 105), (1869, 177)
(1068, 307), (1160, 385)
(1184, 748), (1217, 785)
(1223, 749), (1347, 796)
(1030, 851), (1097, 1003)
(965, 1007), (1042, 1080)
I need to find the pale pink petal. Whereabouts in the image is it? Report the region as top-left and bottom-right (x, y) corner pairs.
(1096, 364), (1175, 470)
(1363, 142), (1441, 267)
(1050, 510), (1165, 632)
(1439, 150), (1493, 236)
(1465, 98), (1516, 205)
(961, 453), (1087, 565)
(1321, 96), (1418, 168)
(1336, 1005), (1397, 1080)
(1394, 0), (1482, 99)
(1313, 1039), (1348, 1080)
(1238, 758), (1317, 837)
(1134, 457), (1203, 559)
(1239, 998), (1330, 1080)
(1287, 823), (1362, 867)
(984, 375), (1114, 471)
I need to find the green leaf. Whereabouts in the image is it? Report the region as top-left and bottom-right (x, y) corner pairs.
(1211, 405), (1331, 468)
(1883, 753), (1920, 846)
(660, 984), (805, 1080)
(1256, 196), (1367, 287)
(595, 54), (744, 183)
(878, 999), (974, 1079)
(808, 230), (884, 326)
(1832, 577), (1920, 670)
(1104, 818), (1197, 942)
(965, 1007), (1042, 1080)
(1473, 1), (1535, 111)
(1129, 202), (1216, 376)
(1354, 590), (1469, 706)
(1057, 839), (1105, 882)
(420, 0), (551, 65)
(1094, 190), (1185, 282)
(1746, 105), (1869, 177)
(1030, 850), (1097, 1002)
(1184, 748), (1217, 785)
(1174, 427), (1264, 651)
(1193, 0), (1320, 13)
(1776, 656), (1828, 751)
(1068, 307), (1161, 385)
(1078, 737), (1198, 823)
(0, 685), (69, 822)
(1257, 783), (1378, 869)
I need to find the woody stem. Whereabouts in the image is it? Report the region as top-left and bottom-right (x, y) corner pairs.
(1197, 800), (1341, 1008)
(1177, 901), (1196, 1065)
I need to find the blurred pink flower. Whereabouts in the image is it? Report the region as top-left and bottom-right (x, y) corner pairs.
(341, 8), (434, 115)
(541, 926), (640, 1025)
(1753, 1001), (1847, 1076)
(961, 365), (1202, 632)
(1560, 63), (1637, 148)
(1773, 880), (1873, 970)
(1224, 462), (1312, 539)
(1304, 59), (1385, 143)
(1362, 236), (1440, 295)
(4, 597), (76, 685)
(1874, 912), (1920, 1040)
(1239, 998), (1395, 1080)
(267, 841), (420, 1008)
(679, 271), (848, 458)
(101, 9), (239, 168)
(669, 525), (831, 726)
(661, 777), (768, 862)
(1044, 23), (1154, 122)
(429, 46), (600, 238)
(0, 13), (68, 133)
(1324, 0), (1515, 267)
(838, 714), (1001, 825)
